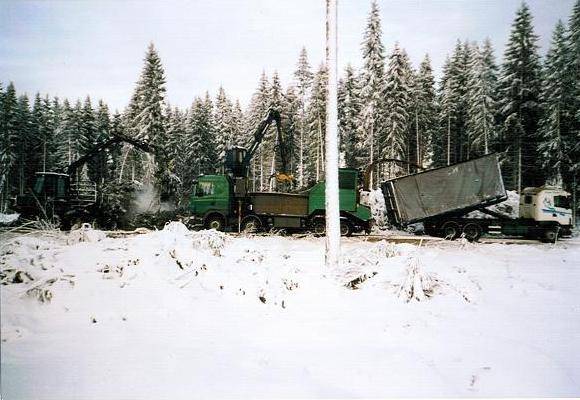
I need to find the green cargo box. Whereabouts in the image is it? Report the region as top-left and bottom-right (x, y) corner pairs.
(250, 192), (309, 216)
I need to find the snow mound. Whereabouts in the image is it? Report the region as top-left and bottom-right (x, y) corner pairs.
(0, 213), (20, 225)
(163, 220), (190, 235)
(398, 255), (440, 302)
(191, 229), (228, 256)
(67, 223), (106, 244)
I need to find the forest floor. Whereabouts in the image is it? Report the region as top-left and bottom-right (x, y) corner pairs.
(1, 223), (579, 398)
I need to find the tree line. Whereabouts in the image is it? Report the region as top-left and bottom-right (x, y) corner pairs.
(1, 0), (578, 216)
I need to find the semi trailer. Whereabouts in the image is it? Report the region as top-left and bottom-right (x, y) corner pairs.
(380, 154), (573, 243)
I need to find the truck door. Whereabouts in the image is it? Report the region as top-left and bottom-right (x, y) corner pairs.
(190, 177), (231, 217)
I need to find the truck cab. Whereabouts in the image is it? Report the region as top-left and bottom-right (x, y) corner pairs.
(189, 175), (233, 229)
(519, 186), (573, 233)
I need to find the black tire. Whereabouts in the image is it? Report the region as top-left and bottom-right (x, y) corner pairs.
(241, 216), (262, 233)
(312, 218), (326, 236)
(542, 227), (559, 243)
(340, 220), (353, 237)
(462, 223), (482, 242)
(204, 214), (225, 231)
(442, 221), (461, 240)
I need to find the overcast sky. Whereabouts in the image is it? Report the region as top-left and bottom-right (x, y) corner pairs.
(0, 0), (576, 111)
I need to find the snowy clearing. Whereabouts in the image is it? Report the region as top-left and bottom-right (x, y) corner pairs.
(1, 223), (579, 398)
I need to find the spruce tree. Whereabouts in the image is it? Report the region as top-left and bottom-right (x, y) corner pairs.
(293, 47), (313, 188)
(89, 100), (111, 184)
(435, 57), (455, 167)
(282, 85), (300, 176)
(54, 99), (81, 169)
(0, 82), (18, 209)
(359, 0), (386, 169)
(214, 87), (234, 163)
(568, 0), (580, 178)
(466, 39), (498, 157)
(108, 111), (124, 180)
(497, 2), (544, 191)
(14, 94), (35, 194)
(79, 96), (96, 181)
(245, 71), (270, 190)
(305, 64), (327, 185)
(412, 54), (437, 168)
(538, 21), (575, 187)
(266, 72), (284, 189)
(338, 64), (361, 168)
(127, 42), (167, 185)
(382, 44), (412, 177)
(195, 93), (217, 175)
(231, 100), (244, 144)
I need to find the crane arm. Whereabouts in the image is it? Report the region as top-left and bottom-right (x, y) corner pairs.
(241, 108), (282, 171)
(63, 134), (164, 177)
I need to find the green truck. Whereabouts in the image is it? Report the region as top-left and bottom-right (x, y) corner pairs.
(189, 167), (371, 235)
(188, 109), (372, 235)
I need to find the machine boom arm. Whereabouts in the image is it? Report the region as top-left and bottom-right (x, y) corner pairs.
(241, 108), (291, 179)
(63, 134), (163, 177)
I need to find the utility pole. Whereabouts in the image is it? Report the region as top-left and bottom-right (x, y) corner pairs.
(325, 0), (340, 269)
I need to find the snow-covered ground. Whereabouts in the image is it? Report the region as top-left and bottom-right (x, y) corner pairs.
(1, 224), (579, 398)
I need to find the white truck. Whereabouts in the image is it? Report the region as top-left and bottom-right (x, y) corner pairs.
(381, 154), (574, 243)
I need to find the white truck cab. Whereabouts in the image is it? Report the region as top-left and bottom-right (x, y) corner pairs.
(520, 186), (573, 228)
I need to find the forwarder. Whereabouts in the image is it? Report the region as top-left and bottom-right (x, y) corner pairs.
(13, 134), (165, 228)
(189, 109), (372, 235)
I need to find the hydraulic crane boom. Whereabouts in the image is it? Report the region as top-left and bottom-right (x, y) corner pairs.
(63, 134), (164, 177)
(229, 108), (293, 184)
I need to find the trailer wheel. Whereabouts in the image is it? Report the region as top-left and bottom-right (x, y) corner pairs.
(442, 221), (461, 240)
(204, 214), (225, 231)
(340, 220), (353, 237)
(462, 223), (482, 242)
(241, 216), (262, 233)
(542, 227), (559, 243)
(312, 218), (326, 236)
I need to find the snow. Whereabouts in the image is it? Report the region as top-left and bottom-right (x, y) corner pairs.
(467, 190), (520, 219)
(0, 213), (20, 225)
(1, 224), (580, 398)
(361, 188), (387, 228)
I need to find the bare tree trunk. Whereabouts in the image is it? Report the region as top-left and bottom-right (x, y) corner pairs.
(447, 115), (451, 166)
(325, 0), (340, 269)
(299, 112), (305, 187)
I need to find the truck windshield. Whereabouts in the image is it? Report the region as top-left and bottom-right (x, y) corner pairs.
(554, 195), (571, 209)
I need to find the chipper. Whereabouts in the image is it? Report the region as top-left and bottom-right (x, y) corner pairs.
(188, 109), (372, 235)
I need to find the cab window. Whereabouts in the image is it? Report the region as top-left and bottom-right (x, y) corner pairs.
(196, 181), (214, 196)
(524, 195), (532, 204)
(554, 195), (571, 209)
(33, 176), (45, 195)
(56, 178), (67, 198)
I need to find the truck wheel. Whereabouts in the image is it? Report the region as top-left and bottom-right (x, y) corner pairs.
(205, 214), (225, 231)
(312, 218), (326, 236)
(462, 223), (482, 242)
(542, 227), (559, 243)
(340, 220), (353, 237)
(442, 221), (461, 240)
(241, 216), (262, 233)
